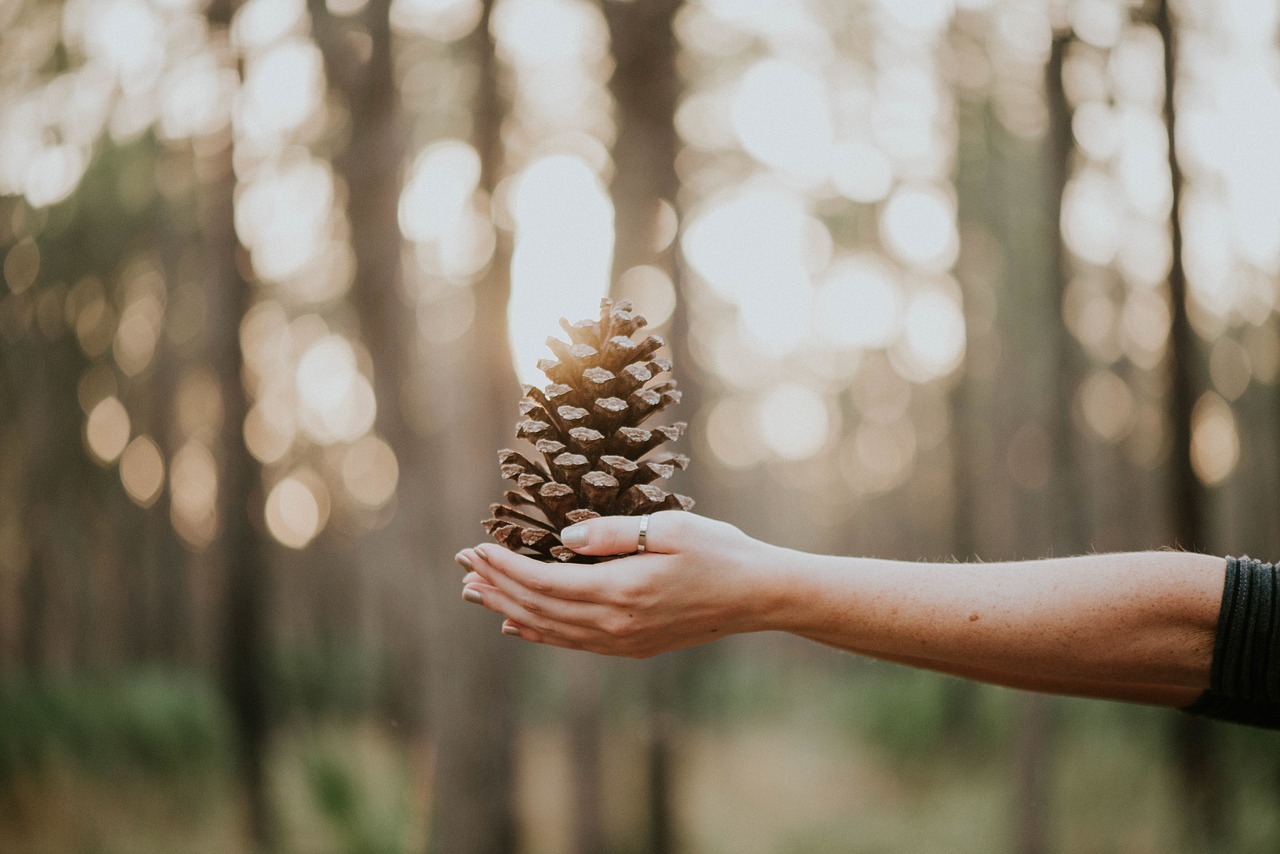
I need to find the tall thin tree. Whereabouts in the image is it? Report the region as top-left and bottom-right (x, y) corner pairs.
(1152, 0), (1226, 847)
(310, 0), (522, 847)
(604, 0), (688, 850)
(204, 0), (275, 845)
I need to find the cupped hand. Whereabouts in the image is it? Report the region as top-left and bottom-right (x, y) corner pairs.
(456, 512), (782, 658)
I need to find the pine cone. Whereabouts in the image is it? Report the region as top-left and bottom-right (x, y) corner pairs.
(484, 298), (694, 563)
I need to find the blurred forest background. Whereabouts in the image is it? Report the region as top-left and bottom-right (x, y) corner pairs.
(2, 0), (1280, 850)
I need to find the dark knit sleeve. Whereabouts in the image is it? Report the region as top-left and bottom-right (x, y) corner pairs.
(1183, 556), (1280, 729)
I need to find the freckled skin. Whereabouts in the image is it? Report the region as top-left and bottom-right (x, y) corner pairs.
(459, 513), (1224, 708)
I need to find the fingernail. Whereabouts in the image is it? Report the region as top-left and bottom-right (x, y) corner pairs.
(462, 586), (483, 605)
(561, 525), (588, 548)
(501, 625), (521, 637)
(474, 545), (489, 561)
(455, 553), (473, 572)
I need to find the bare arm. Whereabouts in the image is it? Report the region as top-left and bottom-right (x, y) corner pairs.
(457, 513), (1223, 707)
(777, 549), (1222, 704)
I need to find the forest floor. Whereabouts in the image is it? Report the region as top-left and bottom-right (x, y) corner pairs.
(1, 667), (1278, 853)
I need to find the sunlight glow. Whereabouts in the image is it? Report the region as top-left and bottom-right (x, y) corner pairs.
(159, 51), (238, 140)
(815, 255), (903, 349)
(757, 383), (831, 460)
(699, 0), (828, 47)
(683, 182), (812, 301)
(391, 0), (482, 41)
(880, 185), (958, 272)
(400, 140), (495, 282)
(76, 0), (166, 92)
(896, 287), (965, 381)
(399, 141), (481, 242)
(233, 0), (306, 52)
(731, 58), (834, 185)
(829, 140), (894, 203)
(1070, 0), (1124, 49)
(1062, 168), (1124, 266)
(295, 334), (377, 445)
(507, 154), (614, 386)
(237, 38), (325, 141)
(235, 155), (351, 301)
(683, 182), (831, 358)
(491, 0), (607, 68)
(877, 0), (954, 35)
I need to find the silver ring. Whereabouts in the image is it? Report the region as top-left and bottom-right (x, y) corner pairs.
(637, 514), (650, 553)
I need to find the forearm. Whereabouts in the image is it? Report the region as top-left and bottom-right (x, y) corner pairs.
(762, 549), (1224, 697)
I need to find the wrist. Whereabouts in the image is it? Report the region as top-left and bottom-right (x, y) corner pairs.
(735, 542), (832, 635)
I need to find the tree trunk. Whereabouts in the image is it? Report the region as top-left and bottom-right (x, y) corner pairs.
(1153, 0), (1225, 848)
(203, 143), (275, 850)
(422, 5), (522, 849)
(203, 2), (275, 846)
(1045, 32), (1088, 557)
(149, 165), (193, 665)
(310, 0), (522, 848)
(604, 0), (686, 850)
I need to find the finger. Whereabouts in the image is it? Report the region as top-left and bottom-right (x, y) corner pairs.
(473, 544), (611, 603)
(463, 579), (599, 644)
(503, 620), (603, 654)
(557, 511), (686, 557)
(468, 549), (618, 627)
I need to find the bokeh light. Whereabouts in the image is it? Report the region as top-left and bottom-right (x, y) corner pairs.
(896, 287), (966, 382)
(86, 396), (131, 464)
(265, 469), (330, 548)
(757, 383), (832, 461)
(731, 58), (834, 186)
(815, 255), (903, 350)
(295, 333), (377, 445)
(390, 0), (483, 41)
(170, 440), (218, 548)
(880, 185), (958, 272)
(120, 435), (166, 507)
(341, 435), (400, 509)
(1190, 391), (1239, 486)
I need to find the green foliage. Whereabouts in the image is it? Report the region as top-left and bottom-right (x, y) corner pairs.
(827, 665), (1014, 765)
(303, 743), (411, 854)
(269, 636), (388, 722)
(0, 668), (231, 788)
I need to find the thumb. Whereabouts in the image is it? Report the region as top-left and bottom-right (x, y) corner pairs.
(560, 512), (681, 556)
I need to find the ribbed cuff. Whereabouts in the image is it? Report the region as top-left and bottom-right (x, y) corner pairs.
(1183, 556), (1280, 730)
